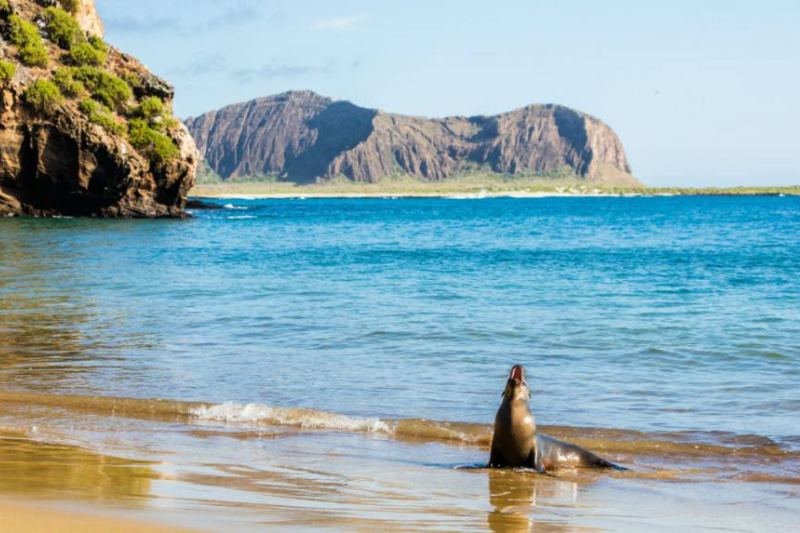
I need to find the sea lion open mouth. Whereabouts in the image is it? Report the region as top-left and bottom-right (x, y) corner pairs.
(509, 365), (526, 384)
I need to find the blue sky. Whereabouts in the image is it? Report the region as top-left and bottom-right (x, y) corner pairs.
(97, 0), (800, 187)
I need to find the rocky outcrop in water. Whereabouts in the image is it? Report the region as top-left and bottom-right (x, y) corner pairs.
(186, 90), (638, 186)
(0, 0), (197, 217)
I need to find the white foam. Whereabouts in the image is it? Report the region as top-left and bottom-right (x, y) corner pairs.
(190, 402), (392, 434)
(223, 204), (248, 210)
(226, 215), (257, 220)
(443, 194), (489, 200)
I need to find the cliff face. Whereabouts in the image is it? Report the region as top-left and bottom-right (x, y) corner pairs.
(74, 0), (104, 38)
(0, 0), (197, 218)
(186, 91), (638, 186)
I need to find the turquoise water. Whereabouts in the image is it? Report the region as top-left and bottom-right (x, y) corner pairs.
(1, 196), (799, 442)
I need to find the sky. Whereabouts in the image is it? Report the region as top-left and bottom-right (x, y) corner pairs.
(96, 0), (800, 187)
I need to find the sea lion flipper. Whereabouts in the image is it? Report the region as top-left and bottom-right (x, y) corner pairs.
(595, 457), (629, 472)
(539, 433), (628, 471)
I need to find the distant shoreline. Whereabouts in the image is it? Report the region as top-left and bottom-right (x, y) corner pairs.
(191, 182), (800, 199)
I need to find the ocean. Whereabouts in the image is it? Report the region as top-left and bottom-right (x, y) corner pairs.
(1, 196), (799, 531)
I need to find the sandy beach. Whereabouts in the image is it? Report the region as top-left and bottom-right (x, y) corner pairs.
(0, 501), (195, 533)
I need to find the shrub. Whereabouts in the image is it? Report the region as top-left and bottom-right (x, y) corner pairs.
(128, 118), (178, 163)
(0, 0), (11, 18)
(69, 40), (106, 66)
(8, 15), (49, 67)
(91, 112), (126, 136)
(134, 96), (181, 132)
(135, 96), (165, 119)
(79, 97), (126, 136)
(53, 67), (85, 97)
(157, 115), (180, 131)
(0, 60), (16, 85)
(88, 35), (107, 51)
(42, 6), (84, 49)
(78, 96), (98, 115)
(121, 72), (143, 91)
(8, 14), (36, 44)
(71, 66), (132, 110)
(23, 79), (63, 113)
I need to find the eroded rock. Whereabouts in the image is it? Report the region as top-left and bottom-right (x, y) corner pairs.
(0, 0), (197, 218)
(186, 91), (639, 186)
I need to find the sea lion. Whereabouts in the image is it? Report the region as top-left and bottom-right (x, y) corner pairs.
(489, 365), (626, 472)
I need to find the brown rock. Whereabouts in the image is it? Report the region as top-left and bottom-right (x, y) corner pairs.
(186, 91), (639, 186)
(74, 0), (104, 38)
(0, 0), (197, 218)
(0, 87), (196, 217)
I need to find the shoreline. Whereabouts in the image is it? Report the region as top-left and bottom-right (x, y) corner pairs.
(1, 396), (798, 532)
(190, 184), (800, 200)
(192, 191), (631, 199)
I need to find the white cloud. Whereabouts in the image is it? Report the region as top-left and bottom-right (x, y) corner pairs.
(312, 15), (366, 31)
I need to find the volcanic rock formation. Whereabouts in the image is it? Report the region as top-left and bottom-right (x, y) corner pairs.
(0, 0), (197, 217)
(186, 90), (638, 186)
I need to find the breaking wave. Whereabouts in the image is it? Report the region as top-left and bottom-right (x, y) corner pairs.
(191, 401), (392, 434)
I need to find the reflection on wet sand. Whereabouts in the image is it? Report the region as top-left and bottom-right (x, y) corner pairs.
(487, 469), (583, 533)
(0, 432), (156, 501)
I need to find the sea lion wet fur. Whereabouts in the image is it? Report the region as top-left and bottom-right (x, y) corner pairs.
(489, 365), (626, 472)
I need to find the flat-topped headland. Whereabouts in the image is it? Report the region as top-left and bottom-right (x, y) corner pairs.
(185, 90), (640, 188)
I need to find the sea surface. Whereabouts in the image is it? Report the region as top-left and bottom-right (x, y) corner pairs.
(1, 196), (799, 531)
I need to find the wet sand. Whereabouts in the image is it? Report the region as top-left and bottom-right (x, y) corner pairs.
(0, 501), (196, 533)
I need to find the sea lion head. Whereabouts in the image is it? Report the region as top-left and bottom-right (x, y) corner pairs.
(502, 364), (531, 401)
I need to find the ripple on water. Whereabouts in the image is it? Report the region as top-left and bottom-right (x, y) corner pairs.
(1, 197), (799, 439)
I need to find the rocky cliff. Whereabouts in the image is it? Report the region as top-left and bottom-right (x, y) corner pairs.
(74, 0), (103, 38)
(186, 91), (638, 186)
(0, 0), (197, 217)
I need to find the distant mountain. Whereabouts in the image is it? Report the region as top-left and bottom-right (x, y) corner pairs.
(185, 90), (639, 186)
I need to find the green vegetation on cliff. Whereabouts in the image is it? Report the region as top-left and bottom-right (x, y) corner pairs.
(79, 97), (125, 136)
(69, 37), (107, 66)
(70, 66), (132, 110)
(128, 118), (178, 163)
(23, 79), (63, 113)
(0, 1), (181, 164)
(53, 67), (84, 96)
(0, 59), (16, 85)
(8, 14), (48, 66)
(0, 0), (197, 218)
(42, 6), (83, 49)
